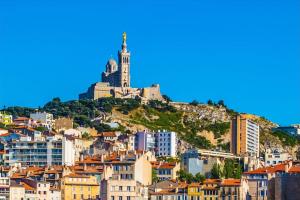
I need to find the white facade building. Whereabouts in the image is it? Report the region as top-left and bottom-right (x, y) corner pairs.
(264, 149), (291, 166)
(0, 177), (9, 200)
(64, 128), (81, 137)
(246, 119), (260, 157)
(30, 112), (54, 130)
(36, 182), (50, 200)
(62, 136), (75, 166)
(49, 189), (61, 200)
(155, 131), (177, 157)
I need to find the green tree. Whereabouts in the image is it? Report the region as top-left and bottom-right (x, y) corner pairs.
(82, 132), (92, 140)
(211, 163), (222, 178)
(207, 99), (214, 105)
(189, 100), (199, 106)
(194, 173), (205, 182)
(217, 100), (226, 107)
(35, 126), (48, 132)
(177, 170), (193, 183)
(234, 164), (242, 179)
(223, 159), (235, 178)
(152, 169), (159, 183)
(162, 95), (172, 103)
(177, 170), (205, 183)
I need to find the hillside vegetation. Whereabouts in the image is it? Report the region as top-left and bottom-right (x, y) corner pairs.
(2, 97), (299, 155)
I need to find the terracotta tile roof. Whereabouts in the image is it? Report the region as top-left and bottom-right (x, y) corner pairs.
(243, 163), (286, 175)
(14, 117), (30, 121)
(150, 190), (179, 195)
(76, 156), (102, 164)
(20, 182), (35, 191)
(72, 165), (103, 174)
(99, 132), (117, 137)
(288, 165), (300, 173)
(151, 161), (177, 169)
(221, 179), (241, 186)
(0, 133), (11, 137)
(203, 179), (220, 184)
(64, 173), (90, 178)
(189, 182), (201, 187)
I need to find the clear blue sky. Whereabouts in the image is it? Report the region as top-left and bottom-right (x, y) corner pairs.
(0, 0), (299, 125)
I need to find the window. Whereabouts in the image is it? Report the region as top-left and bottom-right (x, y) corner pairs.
(127, 197), (130, 200)
(119, 197), (123, 200)
(127, 186), (131, 191)
(74, 194), (76, 199)
(111, 196), (115, 200)
(44, 191), (46, 194)
(119, 186), (123, 191)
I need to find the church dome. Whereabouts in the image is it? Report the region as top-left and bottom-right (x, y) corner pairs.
(106, 58), (118, 73)
(108, 58), (117, 66)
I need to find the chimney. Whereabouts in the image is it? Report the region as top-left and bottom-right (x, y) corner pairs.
(284, 160), (293, 172)
(83, 163), (87, 171)
(80, 153), (84, 161)
(100, 154), (104, 163)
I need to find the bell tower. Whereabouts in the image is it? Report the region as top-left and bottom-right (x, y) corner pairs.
(118, 32), (130, 88)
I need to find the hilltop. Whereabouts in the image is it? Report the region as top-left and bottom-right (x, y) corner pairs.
(2, 97), (299, 157)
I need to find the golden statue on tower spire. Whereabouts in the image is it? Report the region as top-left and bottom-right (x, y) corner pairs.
(122, 32), (127, 43)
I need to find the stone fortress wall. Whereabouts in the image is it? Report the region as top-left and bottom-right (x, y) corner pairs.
(79, 33), (163, 102)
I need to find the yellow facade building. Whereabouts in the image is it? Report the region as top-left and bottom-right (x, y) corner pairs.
(187, 183), (203, 200)
(61, 174), (100, 200)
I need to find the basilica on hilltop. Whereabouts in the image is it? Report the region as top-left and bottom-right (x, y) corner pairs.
(79, 33), (163, 101)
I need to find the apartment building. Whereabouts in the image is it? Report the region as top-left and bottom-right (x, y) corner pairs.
(30, 112), (54, 130)
(60, 174), (100, 200)
(77, 150), (154, 186)
(135, 131), (155, 152)
(155, 131), (177, 157)
(53, 117), (73, 133)
(5, 136), (75, 167)
(149, 180), (187, 200)
(230, 115), (260, 157)
(101, 177), (148, 200)
(151, 161), (180, 181)
(0, 177), (9, 200)
(264, 149), (291, 167)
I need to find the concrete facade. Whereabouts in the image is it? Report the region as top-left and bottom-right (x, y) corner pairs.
(155, 131), (177, 157)
(264, 149), (291, 167)
(135, 131), (155, 152)
(231, 115), (260, 157)
(101, 178), (148, 200)
(61, 174), (100, 200)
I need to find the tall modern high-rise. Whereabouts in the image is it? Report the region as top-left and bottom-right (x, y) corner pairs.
(230, 115), (260, 157)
